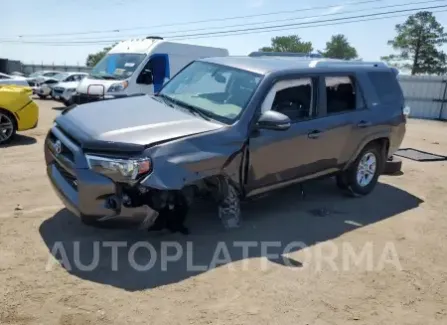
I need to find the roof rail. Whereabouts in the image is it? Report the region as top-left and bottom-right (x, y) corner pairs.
(309, 59), (389, 68)
(249, 51), (323, 58)
(146, 36), (164, 40)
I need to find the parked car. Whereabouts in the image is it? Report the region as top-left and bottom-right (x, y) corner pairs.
(0, 72), (29, 87)
(25, 70), (62, 93)
(0, 85), (39, 144)
(44, 55), (407, 234)
(36, 72), (88, 99)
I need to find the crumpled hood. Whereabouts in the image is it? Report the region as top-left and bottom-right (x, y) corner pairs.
(55, 94), (224, 147)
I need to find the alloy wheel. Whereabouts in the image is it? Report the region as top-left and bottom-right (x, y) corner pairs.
(0, 112), (14, 144)
(356, 152), (377, 187)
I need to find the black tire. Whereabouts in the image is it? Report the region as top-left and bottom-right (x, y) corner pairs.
(38, 95), (47, 99)
(0, 109), (17, 145)
(217, 180), (241, 229)
(340, 144), (384, 196)
(335, 173), (349, 190)
(383, 156), (402, 175)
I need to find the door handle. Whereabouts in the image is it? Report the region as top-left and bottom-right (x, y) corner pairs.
(357, 121), (372, 128)
(308, 130), (322, 139)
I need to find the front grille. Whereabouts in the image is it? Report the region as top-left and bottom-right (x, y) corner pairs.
(53, 87), (64, 95)
(54, 161), (77, 190)
(73, 93), (104, 104)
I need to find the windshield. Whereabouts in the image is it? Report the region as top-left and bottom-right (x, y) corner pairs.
(52, 73), (69, 81)
(159, 61), (262, 124)
(90, 53), (146, 80)
(28, 71), (45, 78)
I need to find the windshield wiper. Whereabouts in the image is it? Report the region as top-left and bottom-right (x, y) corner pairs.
(157, 94), (212, 121)
(154, 93), (174, 107)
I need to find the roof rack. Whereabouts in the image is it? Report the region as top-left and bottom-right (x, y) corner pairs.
(309, 59), (389, 69)
(248, 51), (323, 58)
(146, 36), (164, 40)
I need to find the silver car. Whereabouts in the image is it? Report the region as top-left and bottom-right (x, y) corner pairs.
(36, 72), (88, 99)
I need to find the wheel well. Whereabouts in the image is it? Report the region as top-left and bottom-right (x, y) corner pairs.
(367, 137), (390, 158)
(0, 108), (18, 129)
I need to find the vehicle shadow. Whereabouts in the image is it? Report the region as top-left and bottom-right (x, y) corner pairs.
(51, 105), (67, 111)
(39, 179), (423, 291)
(0, 134), (36, 148)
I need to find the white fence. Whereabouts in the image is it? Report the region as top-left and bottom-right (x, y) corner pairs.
(398, 75), (447, 120)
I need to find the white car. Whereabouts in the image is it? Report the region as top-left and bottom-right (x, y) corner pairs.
(36, 72), (88, 99)
(52, 79), (88, 105)
(0, 72), (29, 87)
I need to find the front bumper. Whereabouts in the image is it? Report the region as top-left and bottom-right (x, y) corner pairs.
(44, 127), (157, 225)
(16, 101), (39, 131)
(61, 91), (75, 102)
(71, 92), (105, 104)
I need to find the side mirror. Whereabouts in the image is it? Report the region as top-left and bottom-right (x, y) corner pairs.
(256, 110), (291, 131)
(137, 69), (153, 85)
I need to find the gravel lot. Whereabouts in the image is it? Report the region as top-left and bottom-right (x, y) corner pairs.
(1, 98), (446, 325)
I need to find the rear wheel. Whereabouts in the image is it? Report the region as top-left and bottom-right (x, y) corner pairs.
(0, 110), (17, 145)
(338, 144), (383, 196)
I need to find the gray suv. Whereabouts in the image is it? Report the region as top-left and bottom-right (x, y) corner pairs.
(44, 55), (406, 234)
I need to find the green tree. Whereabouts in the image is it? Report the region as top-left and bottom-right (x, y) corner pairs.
(381, 11), (447, 75)
(320, 34), (358, 59)
(85, 44), (115, 67)
(259, 35), (313, 53)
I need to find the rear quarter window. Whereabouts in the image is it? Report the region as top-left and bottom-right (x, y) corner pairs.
(368, 71), (404, 105)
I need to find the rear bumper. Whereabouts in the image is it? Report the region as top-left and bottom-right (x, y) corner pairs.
(388, 123), (406, 157)
(44, 129), (157, 224)
(37, 88), (51, 96)
(16, 101), (39, 131)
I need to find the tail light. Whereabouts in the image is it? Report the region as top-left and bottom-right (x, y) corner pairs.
(403, 106), (411, 116)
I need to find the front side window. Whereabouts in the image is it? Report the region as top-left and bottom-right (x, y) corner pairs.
(269, 78), (313, 121)
(91, 53), (146, 80)
(325, 76), (357, 114)
(159, 61), (262, 123)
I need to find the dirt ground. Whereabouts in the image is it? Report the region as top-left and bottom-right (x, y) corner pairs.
(1, 98), (446, 325)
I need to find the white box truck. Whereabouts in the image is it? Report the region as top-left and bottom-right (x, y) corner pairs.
(70, 36), (229, 104)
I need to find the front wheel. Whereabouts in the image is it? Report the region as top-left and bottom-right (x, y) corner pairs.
(38, 94), (47, 99)
(217, 180), (241, 229)
(339, 144), (383, 196)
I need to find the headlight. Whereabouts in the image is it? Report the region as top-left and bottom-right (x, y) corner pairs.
(85, 155), (152, 180)
(65, 88), (76, 93)
(107, 81), (128, 93)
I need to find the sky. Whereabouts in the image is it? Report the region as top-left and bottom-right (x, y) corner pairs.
(1, 0), (447, 66)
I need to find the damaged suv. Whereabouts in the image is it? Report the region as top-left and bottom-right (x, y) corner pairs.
(44, 55), (406, 233)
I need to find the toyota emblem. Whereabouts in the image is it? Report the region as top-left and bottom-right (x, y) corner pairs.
(54, 140), (62, 154)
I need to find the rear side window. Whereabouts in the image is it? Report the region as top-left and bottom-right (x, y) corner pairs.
(368, 71), (403, 105)
(325, 76), (357, 114)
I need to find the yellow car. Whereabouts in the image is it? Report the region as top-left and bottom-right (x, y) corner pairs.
(0, 85), (39, 144)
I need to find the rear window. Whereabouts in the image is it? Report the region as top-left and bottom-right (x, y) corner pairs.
(368, 71), (403, 105)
